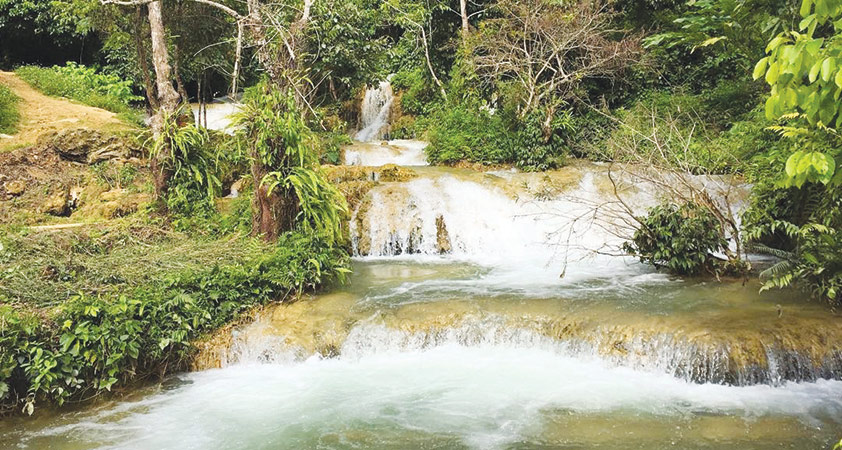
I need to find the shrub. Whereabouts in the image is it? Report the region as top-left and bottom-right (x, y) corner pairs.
(425, 102), (571, 171)
(0, 83), (20, 134)
(623, 202), (728, 276)
(15, 63), (142, 115)
(744, 173), (842, 304)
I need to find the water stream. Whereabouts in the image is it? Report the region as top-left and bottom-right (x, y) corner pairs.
(3, 102), (842, 449)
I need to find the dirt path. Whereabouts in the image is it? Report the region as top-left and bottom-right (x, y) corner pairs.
(0, 71), (131, 151)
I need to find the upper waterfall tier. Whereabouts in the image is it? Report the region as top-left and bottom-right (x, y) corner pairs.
(350, 164), (746, 274)
(355, 80), (394, 142)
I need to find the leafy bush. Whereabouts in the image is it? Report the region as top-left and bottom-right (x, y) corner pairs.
(0, 83), (20, 134)
(0, 230), (349, 412)
(16, 63), (141, 114)
(234, 85), (348, 244)
(623, 202), (728, 276)
(151, 111), (221, 222)
(744, 171), (842, 304)
(391, 68), (440, 116)
(425, 102), (571, 171)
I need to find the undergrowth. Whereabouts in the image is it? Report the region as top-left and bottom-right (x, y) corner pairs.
(0, 82), (20, 134)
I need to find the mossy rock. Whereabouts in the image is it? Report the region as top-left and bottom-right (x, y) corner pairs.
(379, 164), (416, 182)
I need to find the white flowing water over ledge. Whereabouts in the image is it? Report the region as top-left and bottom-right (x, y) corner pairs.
(343, 139), (429, 166)
(355, 80), (393, 142)
(7, 342), (842, 449)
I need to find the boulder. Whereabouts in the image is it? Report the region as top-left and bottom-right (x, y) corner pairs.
(40, 188), (70, 216)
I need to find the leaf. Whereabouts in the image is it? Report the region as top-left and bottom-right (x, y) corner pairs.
(753, 57), (769, 80)
(801, 0), (813, 18)
(809, 59), (823, 82)
(821, 57), (836, 82)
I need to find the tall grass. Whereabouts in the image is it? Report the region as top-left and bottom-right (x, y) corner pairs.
(15, 63), (142, 117)
(0, 83), (20, 134)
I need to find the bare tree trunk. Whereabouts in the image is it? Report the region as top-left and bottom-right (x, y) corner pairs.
(173, 42), (191, 103)
(148, 0), (181, 199)
(460, 0), (469, 39)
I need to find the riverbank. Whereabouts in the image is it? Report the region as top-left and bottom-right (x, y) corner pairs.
(0, 219), (349, 415)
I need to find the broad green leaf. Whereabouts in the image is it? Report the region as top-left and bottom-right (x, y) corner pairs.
(753, 57), (769, 80)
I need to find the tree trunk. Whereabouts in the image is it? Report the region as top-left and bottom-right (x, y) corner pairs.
(460, 0), (469, 39)
(250, 157), (300, 241)
(244, 0), (311, 240)
(147, 0), (181, 200)
(134, 5), (158, 113)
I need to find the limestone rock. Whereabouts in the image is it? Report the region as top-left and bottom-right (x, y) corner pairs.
(435, 215), (452, 254)
(4, 180), (25, 196)
(40, 128), (137, 164)
(40, 188), (70, 216)
(99, 188), (127, 202)
(379, 164), (416, 182)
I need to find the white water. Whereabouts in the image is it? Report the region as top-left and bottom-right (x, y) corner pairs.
(355, 81), (393, 142)
(191, 96), (241, 133)
(352, 168), (663, 287)
(343, 139), (429, 166)
(13, 339), (842, 449)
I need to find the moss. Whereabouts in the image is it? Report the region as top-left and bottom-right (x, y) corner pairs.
(379, 164), (416, 182)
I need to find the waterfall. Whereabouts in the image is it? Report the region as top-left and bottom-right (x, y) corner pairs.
(355, 80), (394, 142)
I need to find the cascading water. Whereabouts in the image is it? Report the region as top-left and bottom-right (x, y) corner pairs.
(6, 143), (842, 449)
(355, 80), (394, 142)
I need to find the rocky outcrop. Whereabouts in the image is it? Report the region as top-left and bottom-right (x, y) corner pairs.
(435, 215), (452, 254)
(4, 180), (25, 196)
(39, 128), (139, 165)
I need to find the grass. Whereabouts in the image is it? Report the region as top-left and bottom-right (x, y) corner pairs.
(15, 64), (142, 117)
(0, 83), (21, 134)
(0, 220), (267, 308)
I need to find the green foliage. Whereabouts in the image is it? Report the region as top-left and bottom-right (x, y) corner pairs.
(0, 229), (349, 411)
(391, 67), (440, 116)
(307, 0), (388, 102)
(16, 63), (141, 114)
(754, 0), (842, 186)
(623, 202), (729, 275)
(90, 161), (139, 190)
(234, 85), (348, 244)
(744, 169), (842, 303)
(425, 96), (573, 171)
(0, 82), (20, 134)
(644, 0), (791, 69)
(315, 131), (352, 165)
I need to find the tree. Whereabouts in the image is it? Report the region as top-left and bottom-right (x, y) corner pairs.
(754, 0), (842, 187)
(469, 0), (640, 137)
